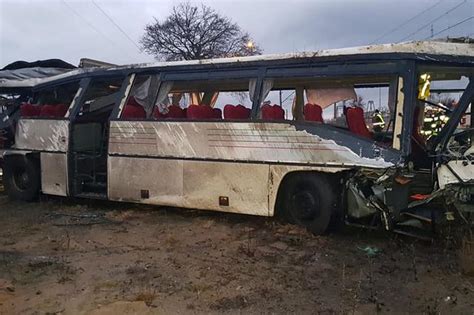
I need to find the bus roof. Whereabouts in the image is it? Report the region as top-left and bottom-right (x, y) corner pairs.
(2, 40), (473, 89)
(123, 40), (474, 69)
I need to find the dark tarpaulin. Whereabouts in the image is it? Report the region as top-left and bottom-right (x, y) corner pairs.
(2, 59), (76, 71)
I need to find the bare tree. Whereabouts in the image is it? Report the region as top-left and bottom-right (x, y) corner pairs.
(140, 2), (262, 61)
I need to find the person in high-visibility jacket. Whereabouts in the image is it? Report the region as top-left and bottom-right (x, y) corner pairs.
(372, 109), (386, 133)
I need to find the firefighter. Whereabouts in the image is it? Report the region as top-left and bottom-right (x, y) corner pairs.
(420, 107), (447, 139)
(372, 109), (385, 133)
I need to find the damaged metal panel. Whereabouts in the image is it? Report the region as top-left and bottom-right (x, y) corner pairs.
(108, 156), (184, 205)
(108, 121), (396, 216)
(438, 160), (474, 188)
(108, 156), (269, 216)
(181, 160), (269, 215)
(14, 119), (68, 152)
(40, 152), (68, 196)
(109, 121), (396, 169)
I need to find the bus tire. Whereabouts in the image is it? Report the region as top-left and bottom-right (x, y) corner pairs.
(3, 155), (40, 201)
(282, 173), (335, 235)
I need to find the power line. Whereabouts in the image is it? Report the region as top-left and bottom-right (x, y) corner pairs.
(398, 0), (467, 42)
(90, 0), (141, 51)
(61, 0), (115, 45)
(425, 16), (474, 39)
(369, 0), (444, 44)
(61, 0), (135, 60)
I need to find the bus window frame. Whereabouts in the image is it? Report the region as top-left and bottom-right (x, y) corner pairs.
(106, 60), (422, 156)
(411, 64), (474, 155)
(66, 75), (129, 122)
(115, 72), (260, 121)
(22, 79), (83, 121)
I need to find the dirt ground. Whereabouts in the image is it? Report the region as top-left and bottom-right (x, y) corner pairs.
(0, 187), (473, 314)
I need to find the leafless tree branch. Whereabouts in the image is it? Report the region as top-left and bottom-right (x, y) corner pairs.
(140, 2), (262, 61)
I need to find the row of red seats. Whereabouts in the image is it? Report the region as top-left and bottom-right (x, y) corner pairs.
(123, 103), (224, 120)
(262, 103), (324, 122)
(121, 98), (325, 123)
(122, 99), (251, 120)
(20, 103), (69, 118)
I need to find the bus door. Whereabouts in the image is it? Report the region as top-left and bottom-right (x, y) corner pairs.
(68, 77), (125, 198)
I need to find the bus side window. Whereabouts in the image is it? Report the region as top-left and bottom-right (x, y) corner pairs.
(20, 81), (79, 118)
(121, 75), (161, 120)
(150, 78), (253, 121)
(78, 77), (124, 119)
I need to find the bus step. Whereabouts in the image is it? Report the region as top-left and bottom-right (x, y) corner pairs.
(82, 181), (107, 194)
(76, 192), (107, 200)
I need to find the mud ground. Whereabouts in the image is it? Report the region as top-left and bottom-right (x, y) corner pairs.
(0, 188), (473, 314)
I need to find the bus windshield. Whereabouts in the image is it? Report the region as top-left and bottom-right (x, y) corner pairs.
(414, 66), (473, 154)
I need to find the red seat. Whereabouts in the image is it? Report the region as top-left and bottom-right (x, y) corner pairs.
(39, 104), (58, 117)
(187, 104), (219, 120)
(224, 104), (251, 120)
(55, 104), (69, 117)
(304, 103), (324, 123)
(152, 106), (167, 119)
(121, 105), (146, 119)
(20, 103), (41, 117)
(261, 104), (285, 120)
(345, 107), (372, 139)
(166, 105), (186, 119)
(121, 97), (146, 119)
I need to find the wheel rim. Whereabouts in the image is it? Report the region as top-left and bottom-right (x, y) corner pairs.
(12, 167), (29, 191)
(290, 186), (319, 222)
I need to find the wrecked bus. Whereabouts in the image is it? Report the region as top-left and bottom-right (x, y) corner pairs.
(0, 40), (473, 236)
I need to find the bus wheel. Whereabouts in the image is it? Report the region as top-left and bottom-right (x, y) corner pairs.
(4, 155), (40, 201)
(283, 173), (335, 235)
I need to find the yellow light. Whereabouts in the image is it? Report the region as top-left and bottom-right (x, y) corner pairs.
(246, 41), (254, 49)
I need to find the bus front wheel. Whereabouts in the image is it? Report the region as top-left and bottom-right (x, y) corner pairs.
(282, 173), (335, 235)
(4, 155), (40, 201)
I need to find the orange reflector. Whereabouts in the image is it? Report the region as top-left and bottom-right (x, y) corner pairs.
(410, 194), (430, 201)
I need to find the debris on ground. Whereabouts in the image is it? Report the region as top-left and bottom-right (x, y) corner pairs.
(358, 245), (381, 257)
(0, 195), (473, 314)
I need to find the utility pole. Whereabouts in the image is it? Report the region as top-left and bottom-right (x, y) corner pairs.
(430, 24), (434, 38)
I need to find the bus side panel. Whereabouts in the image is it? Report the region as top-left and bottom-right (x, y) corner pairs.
(108, 121), (392, 168)
(15, 119), (69, 152)
(108, 156), (184, 205)
(181, 160), (269, 216)
(40, 152), (68, 196)
(107, 156), (270, 216)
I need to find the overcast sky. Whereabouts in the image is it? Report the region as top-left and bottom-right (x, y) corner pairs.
(0, 0), (473, 68)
